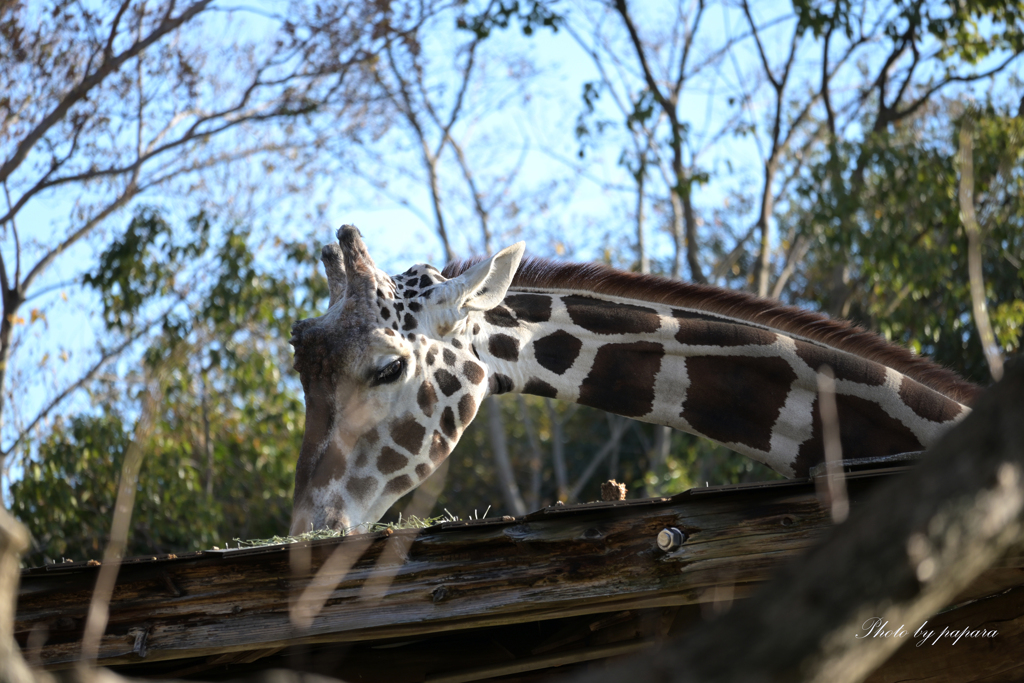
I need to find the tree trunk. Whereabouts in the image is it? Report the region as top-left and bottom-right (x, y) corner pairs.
(680, 182), (704, 284)
(485, 396), (526, 516)
(754, 159), (778, 297)
(635, 166), (648, 275)
(668, 191), (684, 280)
(546, 399), (569, 502)
(518, 396), (544, 512)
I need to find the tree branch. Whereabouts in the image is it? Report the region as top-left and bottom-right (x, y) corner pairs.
(740, 1), (778, 90)
(19, 180), (138, 296)
(894, 51), (1023, 125)
(0, 0), (213, 185)
(1, 292), (186, 457)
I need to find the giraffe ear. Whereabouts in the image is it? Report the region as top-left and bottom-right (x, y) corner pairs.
(439, 242), (525, 313)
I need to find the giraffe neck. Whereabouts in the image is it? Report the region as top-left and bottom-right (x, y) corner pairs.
(468, 286), (970, 478)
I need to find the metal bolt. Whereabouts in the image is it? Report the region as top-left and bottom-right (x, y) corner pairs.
(657, 527), (686, 551)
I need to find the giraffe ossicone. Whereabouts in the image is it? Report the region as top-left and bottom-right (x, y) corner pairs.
(289, 225), (978, 533)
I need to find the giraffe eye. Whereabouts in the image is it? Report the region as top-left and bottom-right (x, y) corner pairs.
(371, 358), (406, 386)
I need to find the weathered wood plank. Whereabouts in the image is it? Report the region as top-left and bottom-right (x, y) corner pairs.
(14, 471), (1024, 673)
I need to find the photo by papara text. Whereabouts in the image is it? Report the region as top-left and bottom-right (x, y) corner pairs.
(856, 617), (998, 647)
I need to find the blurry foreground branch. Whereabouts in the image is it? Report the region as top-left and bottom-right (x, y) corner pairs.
(568, 357), (1024, 683)
(0, 509), (38, 683)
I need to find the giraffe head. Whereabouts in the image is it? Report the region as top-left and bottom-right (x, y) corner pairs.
(289, 225), (524, 533)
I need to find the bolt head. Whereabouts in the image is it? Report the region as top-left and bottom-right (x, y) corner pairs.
(657, 527), (686, 551)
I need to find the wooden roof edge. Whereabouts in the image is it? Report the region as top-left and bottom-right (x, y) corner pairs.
(19, 463), (916, 579)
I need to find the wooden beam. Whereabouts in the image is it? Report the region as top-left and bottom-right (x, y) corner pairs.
(14, 471), (1024, 672)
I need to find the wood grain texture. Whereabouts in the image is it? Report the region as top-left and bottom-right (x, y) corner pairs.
(15, 479), (852, 669)
(15, 471), (1024, 679)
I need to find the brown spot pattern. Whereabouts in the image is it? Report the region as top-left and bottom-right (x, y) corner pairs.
(390, 416), (426, 454)
(443, 348), (456, 366)
(440, 407), (457, 438)
(794, 340), (886, 386)
(434, 369), (462, 396)
(681, 355), (797, 452)
(310, 438), (346, 489)
(673, 310), (777, 348)
(429, 431), (450, 463)
(416, 463), (431, 480)
(564, 295), (661, 335)
(383, 475), (413, 496)
(488, 334), (520, 361)
(346, 476), (377, 503)
(417, 381), (438, 417)
(523, 378), (557, 398)
(458, 394), (477, 425)
(898, 376), (964, 423)
(670, 308), (729, 324)
(484, 306), (519, 328)
(579, 342), (664, 417)
(504, 294), (552, 323)
(377, 446), (408, 475)
(533, 330), (583, 375)
(402, 313), (418, 331)
(792, 394), (925, 477)
(463, 361), (485, 384)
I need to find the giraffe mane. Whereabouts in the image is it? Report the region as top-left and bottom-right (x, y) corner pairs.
(442, 256), (982, 405)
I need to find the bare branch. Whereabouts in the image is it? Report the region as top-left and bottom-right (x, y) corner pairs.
(0, 0), (214, 185)
(672, 0), (704, 96)
(19, 180), (138, 296)
(104, 0), (133, 60)
(822, 22), (836, 137)
(895, 51), (1023, 125)
(1, 291), (184, 457)
(381, 40), (455, 261)
(613, 0), (676, 124)
(769, 234), (810, 300)
(740, 1), (778, 90)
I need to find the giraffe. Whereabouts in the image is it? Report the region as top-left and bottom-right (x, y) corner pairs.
(288, 225), (979, 533)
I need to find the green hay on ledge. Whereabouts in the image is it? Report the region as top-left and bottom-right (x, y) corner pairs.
(229, 508), (488, 549)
